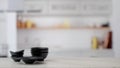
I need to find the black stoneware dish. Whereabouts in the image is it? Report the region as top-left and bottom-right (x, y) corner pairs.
(31, 47), (48, 59)
(10, 50), (24, 62)
(10, 50), (24, 57)
(22, 57), (41, 64)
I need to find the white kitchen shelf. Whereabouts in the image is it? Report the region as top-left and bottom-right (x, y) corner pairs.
(17, 27), (111, 31)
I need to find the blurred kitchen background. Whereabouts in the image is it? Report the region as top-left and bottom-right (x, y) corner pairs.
(1, 0), (120, 58)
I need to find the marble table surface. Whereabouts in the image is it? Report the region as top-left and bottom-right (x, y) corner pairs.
(0, 57), (120, 68)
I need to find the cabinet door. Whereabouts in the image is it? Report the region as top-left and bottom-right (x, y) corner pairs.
(49, 0), (84, 15)
(24, 0), (49, 14)
(49, 0), (112, 16)
(82, 0), (112, 16)
(8, 0), (24, 11)
(0, 0), (7, 10)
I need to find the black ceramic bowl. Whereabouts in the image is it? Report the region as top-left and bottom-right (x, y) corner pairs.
(10, 50), (24, 62)
(31, 47), (48, 59)
(22, 57), (37, 64)
(10, 50), (24, 57)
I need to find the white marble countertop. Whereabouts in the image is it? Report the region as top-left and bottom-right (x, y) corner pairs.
(0, 57), (120, 68)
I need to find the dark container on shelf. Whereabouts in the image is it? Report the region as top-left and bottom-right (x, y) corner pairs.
(103, 31), (112, 49)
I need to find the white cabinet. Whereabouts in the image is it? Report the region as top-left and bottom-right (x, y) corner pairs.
(0, 0), (24, 11)
(24, 0), (49, 14)
(22, 0), (112, 16)
(49, 0), (112, 16)
(0, 12), (17, 57)
(0, 13), (8, 57)
(0, 0), (8, 10)
(8, 0), (24, 11)
(0, 0), (112, 16)
(49, 0), (84, 15)
(6, 12), (17, 56)
(83, 0), (112, 15)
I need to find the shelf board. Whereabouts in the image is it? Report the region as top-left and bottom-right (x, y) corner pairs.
(17, 27), (111, 30)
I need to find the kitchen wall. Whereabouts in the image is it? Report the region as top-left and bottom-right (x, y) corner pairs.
(0, 0), (114, 57)
(17, 0), (112, 52)
(17, 16), (111, 56)
(110, 0), (120, 57)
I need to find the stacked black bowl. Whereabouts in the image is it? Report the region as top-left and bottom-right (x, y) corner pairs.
(31, 47), (48, 61)
(10, 50), (24, 62)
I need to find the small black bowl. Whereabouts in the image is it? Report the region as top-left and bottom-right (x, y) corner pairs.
(22, 57), (36, 64)
(10, 50), (24, 62)
(31, 47), (48, 59)
(10, 50), (24, 57)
